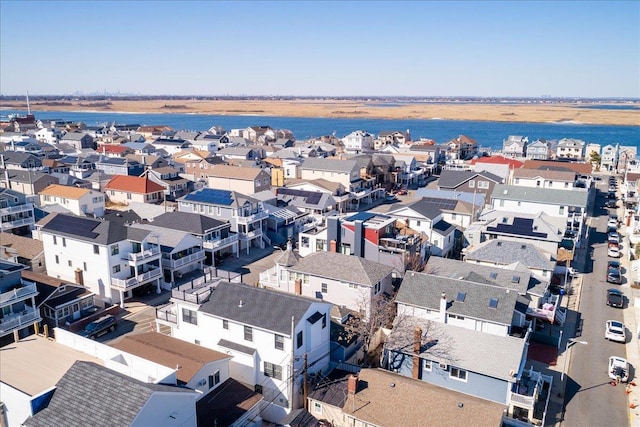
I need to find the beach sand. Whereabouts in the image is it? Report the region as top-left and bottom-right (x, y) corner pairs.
(2, 98), (638, 126)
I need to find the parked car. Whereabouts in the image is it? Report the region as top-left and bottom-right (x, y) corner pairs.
(608, 260), (621, 271)
(605, 200), (617, 209)
(607, 267), (622, 284)
(606, 288), (624, 308)
(607, 192), (617, 200)
(608, 244), (620, 258)
(80, 315), (117, 339)
(608, 216), (618, 228)
(605, 320), (626, 342)
(608, 231), (620, 244)
(608, 356), (629, 382)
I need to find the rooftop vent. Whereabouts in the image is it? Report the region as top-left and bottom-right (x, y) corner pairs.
(489, 297), (499, 308)
(238, 299), (243, 308)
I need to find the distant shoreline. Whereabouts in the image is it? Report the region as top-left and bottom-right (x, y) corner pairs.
(1, 99), (638, 126)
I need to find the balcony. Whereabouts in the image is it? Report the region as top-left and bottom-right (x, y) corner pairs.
(239, 229), (261, 240)
(259, 267), (280, 288)
(156, 303), (177, 324)
(171, 282), (215, 305)
(162, 249), (206, 269)
(111, 267), (162, 291)
(123, 246), (160, 265)
(236, 210), (268, 224)
(203, 234), (239, 250)
(0, 307), (41, 337)
(379, 234), (420, 252)
(1, 216), (35, 230)
(0, 281), (38, 307)
(0, 203), (33, 215)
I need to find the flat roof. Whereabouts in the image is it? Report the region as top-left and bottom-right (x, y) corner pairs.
(0, 335), (103, 396)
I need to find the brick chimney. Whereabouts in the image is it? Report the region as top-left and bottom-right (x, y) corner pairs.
(74, 268), (84, 286)
(413, 326), (422, 379)
(347, 374), (358, 395)
(439, 292), (447, 323)
(294, 278), (302, 295)
(329, 240), (337, 253)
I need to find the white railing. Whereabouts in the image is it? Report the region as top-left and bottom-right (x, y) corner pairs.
(508, 390), (535, 409)
(155, 304), (178, 324)
(111, 267), (162, 290)
(203, 234), (239, 250)
(1, 217), (35, 230)
(0, 203), (33, 215)
(259, 269), (279, 287)
(239, 230), (261, 240)
(124, 246), (160, 262)
(0, 308), (41, 335)
(0, 282), (38, 306)
(162, 250), (205, 269)
(236, 211), (268, 224)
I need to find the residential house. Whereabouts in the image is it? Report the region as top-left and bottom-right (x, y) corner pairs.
(148, 211), (239, 266)
(156, 281), (332, 423)
(525, 139), (553, 160)
(510, 168), (577, 190)
(39, 184), (105, 217)
(136, 125), (173, 140)
(437, 169), (503, 197)
(217, 146), (261, 163)
(342, 130), (374, 153)
(0, 188), (36, 234)
(490, 184), (589, 241)
(94, 155), (145, 176)
(23, 361), (200, 427)
(41, 158), (70, 174)
(0, 169), (57, 195)
(178, 188), (268, 253)
(385, 198), (457, 258)
(207, 164), (271, 195)
(370, 153), (396, 186)
(600, 144), (619, 172)
(152, 137), (192, 155)
(105, 175), (165, 205)
(0, 260), (41, 341)
(447, 135), (479, 160)
(34, 127), (63, 144)
(60, 131), (96, 151)
(502, 135), (529, 158)
(284, 178), (349, 214)
(555, 138), (585, 160)
(307, 368), (507, 427)
(126, 153), (170, 170)
(521, 159), (593, 177)
(275, 187), (338, 220)
(0, 233), (46, 273)
(618, 146), (637, 173)
(97, 144), (135, 157)
(300, 158), (360, 190)
(379, 130), (411, 145)
(259, 249), (394, 319)
(183, 153), (226, 180)
(0, 151), (43, 170)
(141, 166), (191, 201)
(37, 213), (164, 306)
(122, 141), (158, 155)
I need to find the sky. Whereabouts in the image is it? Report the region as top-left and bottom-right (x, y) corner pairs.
(1, 1), (639, 98)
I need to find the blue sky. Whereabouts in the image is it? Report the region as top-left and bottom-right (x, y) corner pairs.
(1, 1), (638, 98)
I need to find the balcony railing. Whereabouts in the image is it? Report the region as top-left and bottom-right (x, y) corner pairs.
(111, 267), (162, 290)
(171, 283), (214, 305)
(0, 203), (33, 215)
(203, 234), (239, 250)
(161, 250), (205, 269)
(0, 282), (38, 307)
(124, 246), (160, 263)
(239, 230), (261, 240)
(236, 211), (268, 224)
(259, 268), (279, 287)
(0, 307), (41, 336)
(1, 217), (35, 230)
(156, 304), (178, 324)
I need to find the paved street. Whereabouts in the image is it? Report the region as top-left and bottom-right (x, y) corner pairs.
(563, 178), (629, 427)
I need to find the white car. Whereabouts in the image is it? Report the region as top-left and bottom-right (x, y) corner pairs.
(605, 320), (626, 342)
(608, 356), (629, 382)
(607, 218), (618, 229)
(608, 244), (621, 258)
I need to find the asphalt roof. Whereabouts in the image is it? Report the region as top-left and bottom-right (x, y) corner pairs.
(301, 157), (358, 173)
(464, 239), (556, 271)
(491, 183), (589, 207)
(438, 170), (502, 188)
(200, 281), (326, 335)
(39, 213), (149, 245)
(289, 251), (394, 286)
(149, 211), (227, 234)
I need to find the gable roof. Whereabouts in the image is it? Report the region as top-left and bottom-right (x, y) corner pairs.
(105, 175), (164, 194)
(40, 184), (92, 199)
(438, 170), (502, 188)
(208, 164), (265, 180)
(23, 361), (195, 427)
(0, 233), (44, 260)
(464, 239), (555, 271)
(199, 281), (325, 335)
(491, 184), (589, 207)
(150, 211), (227, 233)
(469, 155), (524, 169)
(181, 188), (258, 208)
(111, 332), (231, 384)
(522, 159), (592, 175)
(38, 213), (150, 245)
(289, 251), (394, 286)
(301, 157), (358, 174)
(512, 168), (576, 181)
(195, 378), (262, 427)
(395, 198), (445, 220)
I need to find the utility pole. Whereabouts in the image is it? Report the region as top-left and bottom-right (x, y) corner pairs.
(303, 353), (308, 409)
(289, 316), (295, 411)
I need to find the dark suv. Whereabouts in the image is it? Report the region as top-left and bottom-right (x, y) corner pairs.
(80, 315), (117, 339)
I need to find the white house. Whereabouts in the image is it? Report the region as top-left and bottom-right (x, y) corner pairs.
(39, 184), (105, 217)
(555, 138), (585, 160)
(510, 169), (577, 190)
(342, 130), (374, 152)
(502, 135), (528, 158)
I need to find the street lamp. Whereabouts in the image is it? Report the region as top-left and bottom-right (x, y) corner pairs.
(561, 339), (588, 381)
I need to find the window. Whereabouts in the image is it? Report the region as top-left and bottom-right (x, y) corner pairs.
(126, 192), (132, 200)
(322, 313), (327, 329)
(112, 265), (120, 274)
(208, 371), (220, 388)
(68, 260), (72, 267)
(313, 402), (322, 415)
(450, 367), (467, 381)
(559, 206), (565, 215)
(424, 360), (432, 372)
(321, 283), (328, 293)
(468, 180), (475, 188)
(297, 331), (303, 349)
(264, 362), (282, 380)
(451, 213), (457, 220)
(55, 255), (59, 264)
(515, 178), (520, 184)
(222, 319), (229, 330)
(83, 262), (87, 271)
(478, 181), (489, 189)
(182, 308), (198, 325)
(93, 245), (99, 254)
(53, 236), (57, 245)
(244, 326), (253, 342)
(275, 334), (285, 350)
(316, 239), (326, 251)
(111, 244), (119, 256)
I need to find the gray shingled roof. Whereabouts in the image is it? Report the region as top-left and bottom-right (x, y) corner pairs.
(396, 271), (518, 325)
(39, 213), (148, 245)
(150, 211), (227, 234)
(22, 361), (196, 427)
(491, 184), (589, 207)
(301, 157), (358, 173)
(438, 170), (502, 189)
(401, 198), (444, 220)
(289, 252), (394, 286)
(200, 282), (325, 335)
(464, 240), (555, 271)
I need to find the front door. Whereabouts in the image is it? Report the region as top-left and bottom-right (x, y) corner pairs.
(72, 303), (81, 320)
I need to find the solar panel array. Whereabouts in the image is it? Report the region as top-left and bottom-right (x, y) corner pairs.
(277, 188), (323, 206)
(420, 197), (458, 210)
(486, 217), (548, 239)
(46, 215), (100, 239)
(184, 189), (234, 206)
(345, 212), (378, 222)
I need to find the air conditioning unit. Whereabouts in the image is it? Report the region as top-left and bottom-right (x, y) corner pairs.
(198, 379), (206, 386)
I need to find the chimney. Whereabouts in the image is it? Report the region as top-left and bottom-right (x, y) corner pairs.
(74, 268), (84, 286)
(439, 292), (447, 323)
(347, 374), (358, 395)
(294, 279), (302, 295)
(329, 240), (337, 253)
(413, 327), (422, 379)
